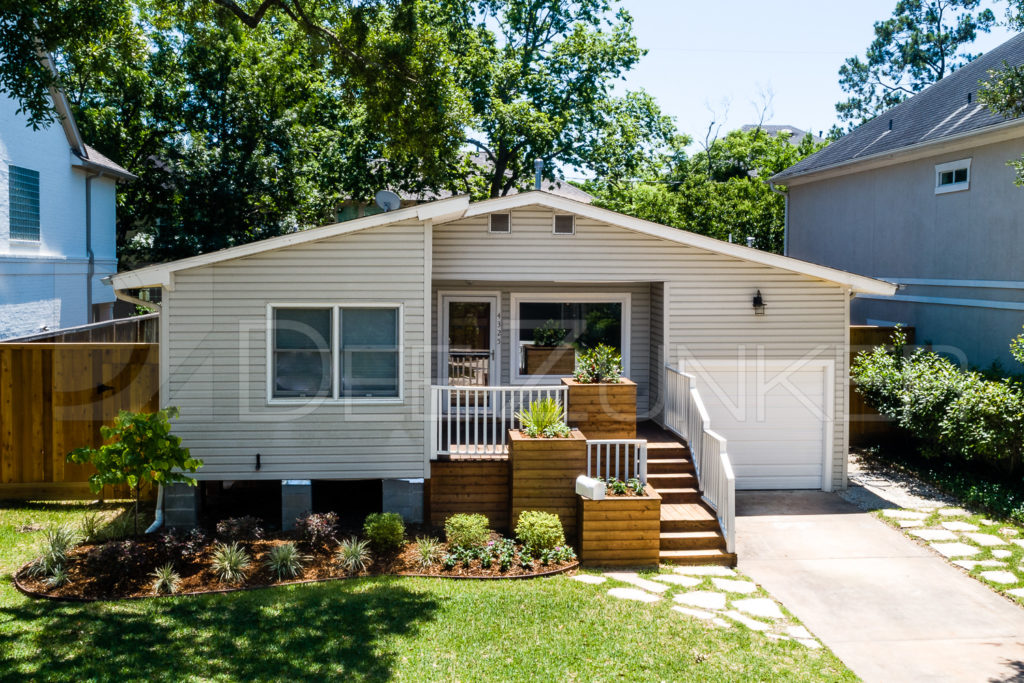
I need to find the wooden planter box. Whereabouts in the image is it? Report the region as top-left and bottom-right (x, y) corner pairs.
(578, 484), (661, 567)
(508, 429), (587, 539)
(524, 346), (575, 375)
(562, 377), (636, 439)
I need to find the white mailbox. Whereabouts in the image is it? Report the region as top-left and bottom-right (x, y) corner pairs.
(576, 474), (605, 500)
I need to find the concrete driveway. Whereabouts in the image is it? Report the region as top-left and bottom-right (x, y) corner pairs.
(737, 491), (1024, 683)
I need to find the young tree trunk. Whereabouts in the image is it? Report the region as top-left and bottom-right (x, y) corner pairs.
(134, 483), (140, 537)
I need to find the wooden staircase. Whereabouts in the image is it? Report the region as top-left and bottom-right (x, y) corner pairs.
(642, 425), (736, 566)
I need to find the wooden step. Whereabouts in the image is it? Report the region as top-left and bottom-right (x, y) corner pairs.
(647, 458), (695, 475)
(653, 487), (703, 504)
(659, 530), (726, 551)
(647, 472), (697, 488)
(647, 444), (690, 459)
(660, 502), (721, 532)
(659, 548), (737, 567)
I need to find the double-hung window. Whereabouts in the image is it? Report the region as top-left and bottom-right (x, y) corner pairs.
(270, 304), (402, 401)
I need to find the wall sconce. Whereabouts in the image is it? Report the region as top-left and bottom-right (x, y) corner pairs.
(752, 290), (766, 315)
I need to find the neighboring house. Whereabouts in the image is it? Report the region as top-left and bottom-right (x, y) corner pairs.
(111, 190), (892, 557)
(740, 124), (825, 145)
(774, 32), (1024, 369)
(0, 82), (134, 339)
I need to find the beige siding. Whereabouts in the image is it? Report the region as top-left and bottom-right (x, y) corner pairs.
(166, 220), (428, 480)
(434, 208), (850, 489)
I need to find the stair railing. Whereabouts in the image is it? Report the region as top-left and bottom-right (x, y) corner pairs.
(586, 439), (648, 485)
(664, 363), (736, 553)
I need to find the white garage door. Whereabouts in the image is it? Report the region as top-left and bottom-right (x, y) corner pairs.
(684, 360), (834, 490)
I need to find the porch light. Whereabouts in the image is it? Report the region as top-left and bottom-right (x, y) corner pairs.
(752, 290), (766, 315)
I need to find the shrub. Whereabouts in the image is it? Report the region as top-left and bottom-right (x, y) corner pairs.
(414, 536), (442, 569)
(516, 398), (571, 438)
(157, 528), (208, 565)
(28, 525), (77, 580)
(444, 513), (490, 550)
(210, 542), (251, 584)
(362, 512), (405, 553)
(533, 319), (569, 347)
(295, 512), (339, 549)
(573, 343), (622, 383)
(79, 513), (104, 544)
(216, 516), (264, 542)
(515, 511), (566, 555)
(265, 542), (306, 580)
(151, 563), (181, 595)
(336, 537), (371, 573)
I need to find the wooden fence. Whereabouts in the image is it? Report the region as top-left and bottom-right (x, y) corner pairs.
(849, 325), (914, 446)
(0, 344), (159, 500)
(6, 313), (159, 343)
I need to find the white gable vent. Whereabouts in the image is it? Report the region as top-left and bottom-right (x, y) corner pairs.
(553, 214), (575, 235)
(489, 213), (511, 233)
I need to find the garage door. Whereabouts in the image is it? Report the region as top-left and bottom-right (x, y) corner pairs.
(684, 360), (834, 490)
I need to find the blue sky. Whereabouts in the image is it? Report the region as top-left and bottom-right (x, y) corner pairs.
(620, 0), (1017, 141)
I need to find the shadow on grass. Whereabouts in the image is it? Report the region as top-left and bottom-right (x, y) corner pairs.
(1, 577), (440, 681)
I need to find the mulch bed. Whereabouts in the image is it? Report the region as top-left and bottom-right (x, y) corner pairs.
(15, 535), (578, 602)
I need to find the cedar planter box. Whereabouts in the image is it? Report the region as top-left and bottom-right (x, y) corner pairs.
(508, 429), (587, 539)
(578, 484), (661, 567)
(524, 346), (575, 375)
(562, 377), (637, 439)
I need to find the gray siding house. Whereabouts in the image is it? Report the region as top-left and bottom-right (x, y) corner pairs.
(774, 33), (1024, 370)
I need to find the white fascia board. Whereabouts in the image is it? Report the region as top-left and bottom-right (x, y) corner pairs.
(110, 195), (471, 289)
(448, 192), (897, 295)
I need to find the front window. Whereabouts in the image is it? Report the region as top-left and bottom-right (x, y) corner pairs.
(270, 305), (402, 401)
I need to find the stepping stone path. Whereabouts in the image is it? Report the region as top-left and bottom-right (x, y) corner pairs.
(572, 574), (606, 585)
(652, 574), (702, 588)
(883, 509), (928, 519)
(723, 610), (770, 631)
(979, 570), (1019, 585)
(964, 533), (1006, 547)
(954, 560), (1007, 570)
(939, 508), (969, 516)
(1012, 540), (1024, 549)
(604, 572), (670, 594)
(673, 566), (736, 577)
(798, 638), (823, 649)
(931, 542), (981, 558)
(992, 549), (1013, 559)
(733, 598), (785, 620)
(909, 529), (958, 541)
(607, 587), (660, 603)
(981, 519), (999, 526)
(711, 578), (758, 594)
(671, 606), (730, 628)
(1000, 528), (1019, 536)
(786, 625), (814, 639)
(898, 520), (924, 528)
(941, 521), (979, 532)
(1007, 588), (1024, 598)
(674, 591), (727, 610)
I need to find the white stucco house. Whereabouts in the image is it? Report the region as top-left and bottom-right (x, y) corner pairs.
(0, 79), (134, 339)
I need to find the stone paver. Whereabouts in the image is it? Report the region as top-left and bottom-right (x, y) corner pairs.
(603, 571), (670, 594)
(732, 597), (785, 619)
(786, 625), (814, 639)
(607, 587), (660, 603)
(672, 565), (736, 577)
(964, 532), (1006, 547)
(671, 605), (730, 628)
(930, 542), (980, 558)
(651, 574), (701, 587)
(898, 520), (924, 528)
(723, 610), (770, 631)
(882, 509), (928, 520)
(711, 577), (758, 594)
(939, 508), (969, 516)
(979, 570), (1019, 585)
(1000, 528), (1019, 536)
(798, 638), (823, 649)
(571, 574), (606, 585)
(1012, 539), (1024, 549)
(980, 519), (998, 526)
(1007, 588), (1024, 598)
(991, 549), (1012, 559)
(953, 560), (1006, 570)
(909, 529), (958, 541)
(673, 590), (726, 610)
(940, 521), (979, 532)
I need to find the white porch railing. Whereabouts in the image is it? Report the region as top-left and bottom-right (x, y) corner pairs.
(664, 364), (736, 553)
(429, 384), (567, 458)
(586, 440), (648, 485)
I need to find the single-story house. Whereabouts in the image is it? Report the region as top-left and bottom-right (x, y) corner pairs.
(110, 191), (894, 563)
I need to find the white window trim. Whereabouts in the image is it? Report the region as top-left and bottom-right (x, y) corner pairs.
(509, 292), (631, 384)
(934, 158), (971, 195)
(552, 214), (575, 235)
(488, 212), (512, 234)
(266, 302), (404, 405)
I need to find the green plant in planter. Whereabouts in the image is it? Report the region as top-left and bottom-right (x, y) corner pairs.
(515, 510), (566, 555)
(516, 398), (571, 438)
(573, 344), (622, 383)
(533, 319), (569, 347)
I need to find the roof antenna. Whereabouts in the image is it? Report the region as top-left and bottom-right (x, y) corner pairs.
(534, 159), (543, 190)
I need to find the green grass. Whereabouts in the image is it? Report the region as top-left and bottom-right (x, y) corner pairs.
(0, 502), (856, 682)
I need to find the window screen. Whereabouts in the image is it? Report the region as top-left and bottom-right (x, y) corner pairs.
(273, 308), (332, 397)
(340, 308), (399, 398)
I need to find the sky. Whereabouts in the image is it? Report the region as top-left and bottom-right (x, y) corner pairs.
(619, 0), (1017, 142)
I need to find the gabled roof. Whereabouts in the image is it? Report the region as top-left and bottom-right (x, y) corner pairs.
(774, 31), (1024, 184)
(110, 191), (896, 296)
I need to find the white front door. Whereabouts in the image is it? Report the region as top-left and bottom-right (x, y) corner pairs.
(440, 294), (500, 387)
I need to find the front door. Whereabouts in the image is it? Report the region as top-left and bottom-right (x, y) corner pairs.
(441, 294), (499, 387)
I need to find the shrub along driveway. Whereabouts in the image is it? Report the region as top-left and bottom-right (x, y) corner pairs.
(737, 491), (1024, 683)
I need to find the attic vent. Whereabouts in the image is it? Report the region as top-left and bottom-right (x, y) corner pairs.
(967, 92), (972, 104)
(553, 214), (575, 235)
(888, 119), (893, 131)
(489, 213), (511, 233)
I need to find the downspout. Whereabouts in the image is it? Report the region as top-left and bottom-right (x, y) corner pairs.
(769, 181), (788, 256)
(84, 171), (105, 322)
(146, 484), (164, 534)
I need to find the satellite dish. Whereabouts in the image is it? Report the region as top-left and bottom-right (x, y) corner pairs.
(375, 190), (402, 212)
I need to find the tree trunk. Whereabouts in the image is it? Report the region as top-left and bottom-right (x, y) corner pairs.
(134, 483), (140, 537)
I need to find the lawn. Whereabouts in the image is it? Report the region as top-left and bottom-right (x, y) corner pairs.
(0, 502), (856, 682)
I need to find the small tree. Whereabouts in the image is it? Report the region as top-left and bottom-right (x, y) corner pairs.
(67, 407), (202, 535)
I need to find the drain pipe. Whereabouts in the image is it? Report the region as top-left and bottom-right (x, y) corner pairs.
(769, 181), (789, 256)
(85, 173), (96, 322)
(145, 484), (164, 534)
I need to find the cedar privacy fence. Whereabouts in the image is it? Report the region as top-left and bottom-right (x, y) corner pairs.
(849, 325), (914, 446)
(0, 343), (159, 500)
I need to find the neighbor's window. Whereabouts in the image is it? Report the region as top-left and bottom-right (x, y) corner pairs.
(271, 305), (401, 400)
(513, 296), (627, 378)
(8, 165), (40, 241)
(935, 158), (971, 194)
